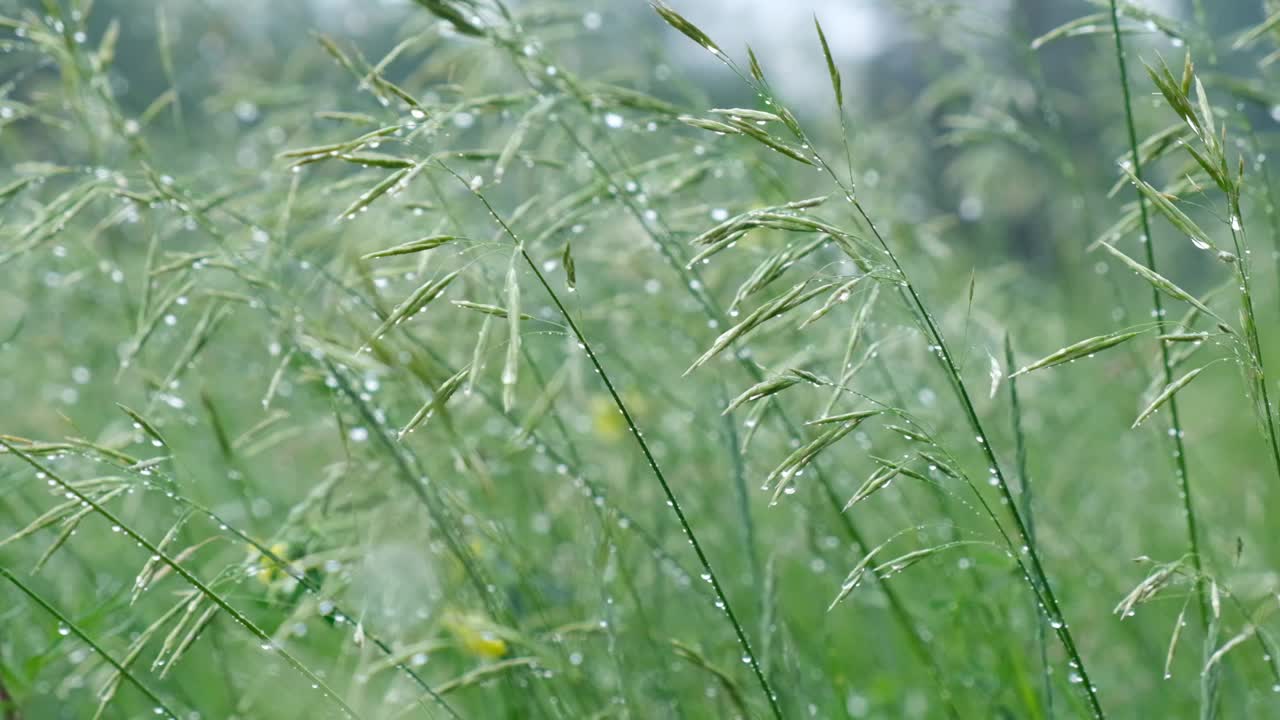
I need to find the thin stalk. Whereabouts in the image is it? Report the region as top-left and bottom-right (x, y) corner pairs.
(1106, 0), (1208, 629)
(719, 382), (763, 589)
(1225, 194), (1280, 493)
(1007, 334), (1054, 719)
(1, 566), (182, 719)
(1239, 125), (1280, 315)
(443, 165), (785, 720)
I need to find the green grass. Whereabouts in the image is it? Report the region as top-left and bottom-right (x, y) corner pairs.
(6, 0), (1280, 718)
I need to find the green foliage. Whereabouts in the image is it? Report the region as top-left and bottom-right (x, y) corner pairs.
(7, 1), (1280, 718)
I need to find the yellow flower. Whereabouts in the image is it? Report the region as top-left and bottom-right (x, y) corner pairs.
(246, 542), (291, 586)
(442, 610), (508, 659)
(590, 391), (648, 441)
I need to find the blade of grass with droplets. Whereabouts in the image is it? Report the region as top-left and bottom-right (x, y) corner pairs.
(1006, 334), (1054, 717)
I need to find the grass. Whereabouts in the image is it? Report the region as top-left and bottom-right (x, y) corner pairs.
(7, 0), (1280, 718)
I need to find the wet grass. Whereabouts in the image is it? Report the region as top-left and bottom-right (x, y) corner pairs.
(6, 1), (1280, 718)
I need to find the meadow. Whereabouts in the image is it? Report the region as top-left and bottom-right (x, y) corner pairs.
(5, 0), (1280, 717)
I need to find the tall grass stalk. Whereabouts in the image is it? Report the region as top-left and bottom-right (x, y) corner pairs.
(1223, 170), (1280, 520)
(664, 16), (1109, 714)
(1105, 0), (1208, 628)
(1006, 334), (1053, 718)
(452, 7), (961, 710)
(441, 164), (785, 719)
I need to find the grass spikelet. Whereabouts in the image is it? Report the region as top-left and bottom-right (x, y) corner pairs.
(450, 300), (533, 320)
(367, 269), (462, 343)
(708, 107), (782, 123)
(1132, 366), (1207, 428)
(335, 166), (413, 222)
(828, 537), (894, 610)
(766, 415), (867, 502)
(502, 251), (521, 411)
(33, 487), (127, 573)
(399, 366), (470, 439)
(1030, 13), (1110, 50)
(811, 18), (844, 106)
(805, 409), (881, 426)
(677, 115), (740, 135)
(117, 404), (169, 449)
(1011, 329), (1144, 377)
(842, 460), (905, 512)
(652, 2), (722, 56)
(362, 235), (458, 260)
(686, 281), (833, 374)
(799, 276), (864, 329)
(1115, 559), (1183, 618)
(433, 657), (539, 696)
(1204, 627), (1255, 674)
(1096, 241), (1222, 321)
(722, 375), (798, 415)
(1117, 166), (1216, 252)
